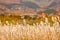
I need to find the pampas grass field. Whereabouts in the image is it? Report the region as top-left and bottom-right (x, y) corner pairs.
(0, 14), (60, 40)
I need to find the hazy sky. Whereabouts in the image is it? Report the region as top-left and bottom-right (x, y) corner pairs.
(0, 0), (56, 3)
(0, 0), (55, 2)
(0, 0), (59, 3)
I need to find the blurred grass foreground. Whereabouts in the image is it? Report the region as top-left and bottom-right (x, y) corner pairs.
(0, 13), (60, 40)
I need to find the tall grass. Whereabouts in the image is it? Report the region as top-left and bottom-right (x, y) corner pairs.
(0, 14), (60, 40)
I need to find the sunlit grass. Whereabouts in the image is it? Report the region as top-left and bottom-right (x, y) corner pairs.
(0, 14), (60, 40)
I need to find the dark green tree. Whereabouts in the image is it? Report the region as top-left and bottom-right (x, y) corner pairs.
(44, 9), (57, 14)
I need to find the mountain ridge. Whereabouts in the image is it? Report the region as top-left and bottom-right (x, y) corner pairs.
(0, 0), (60, 9)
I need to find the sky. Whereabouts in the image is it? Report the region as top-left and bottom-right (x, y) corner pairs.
(0, 0), (56, 3)
(0, 0), (60, 4)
